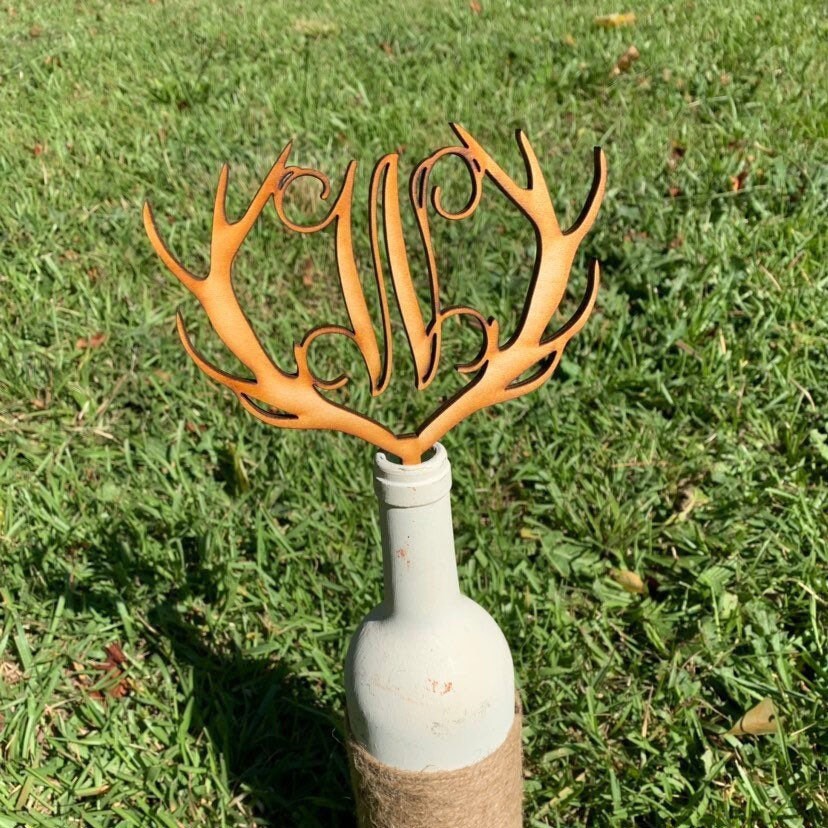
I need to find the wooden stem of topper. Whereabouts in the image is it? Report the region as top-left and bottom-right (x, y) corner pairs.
(144, 124), (606, 464)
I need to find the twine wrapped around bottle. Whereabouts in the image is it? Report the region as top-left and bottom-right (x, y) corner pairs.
(346, 696), (523, 828)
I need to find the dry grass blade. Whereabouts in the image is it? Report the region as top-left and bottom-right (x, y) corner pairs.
(727, 698), (780, 736)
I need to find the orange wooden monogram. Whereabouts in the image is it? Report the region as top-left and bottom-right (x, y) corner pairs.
(144, 125), (606, 464)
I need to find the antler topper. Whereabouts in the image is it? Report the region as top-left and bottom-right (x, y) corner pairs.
(144, 124), (606, 464)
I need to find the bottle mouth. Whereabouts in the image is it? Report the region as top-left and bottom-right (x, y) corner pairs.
(374, 443), (452, 507)
(380, 444), (439, 467)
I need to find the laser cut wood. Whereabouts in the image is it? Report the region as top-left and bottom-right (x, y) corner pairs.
(144, 124), (607, 464)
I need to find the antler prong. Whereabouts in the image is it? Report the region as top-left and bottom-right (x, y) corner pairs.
(143, 202), (201, 291)
(502, 351), (563, 399)
(212, 163), (231, 228)
(565, 147), (607, 240)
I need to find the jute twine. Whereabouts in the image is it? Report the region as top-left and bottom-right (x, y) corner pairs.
(346, 696), (523, 828)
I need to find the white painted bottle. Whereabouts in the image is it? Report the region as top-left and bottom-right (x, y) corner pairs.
(345, 443), (515, 771)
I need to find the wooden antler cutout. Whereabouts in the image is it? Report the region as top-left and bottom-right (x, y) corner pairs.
(144, 126), (607, 464)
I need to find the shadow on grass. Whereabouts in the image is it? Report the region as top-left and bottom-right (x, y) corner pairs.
(25, 527), (356, 828)
(148, 600), (356, 828)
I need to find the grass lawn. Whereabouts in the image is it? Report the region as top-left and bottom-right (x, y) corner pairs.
(1, 0), (827, 825)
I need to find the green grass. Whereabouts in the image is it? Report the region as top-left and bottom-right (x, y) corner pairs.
(1, 0), (827, 825)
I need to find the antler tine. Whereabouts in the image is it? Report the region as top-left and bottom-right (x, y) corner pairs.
(542, 258), (601, 350)
(210, 145), (294, 271)
(450, 124), (557, 221)
(143, 202), (201, 291)
(499, 259), (601, 402)
(565, 147), (607, 242)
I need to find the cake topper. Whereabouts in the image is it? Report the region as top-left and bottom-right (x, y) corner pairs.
(144, 124), (606, 463)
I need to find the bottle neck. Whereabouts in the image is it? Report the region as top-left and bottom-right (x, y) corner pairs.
(374, 445), (461, 617)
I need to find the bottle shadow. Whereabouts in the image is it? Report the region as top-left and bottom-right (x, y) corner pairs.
(148, 600), (356, 827)
(25, 526), (357, 827)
